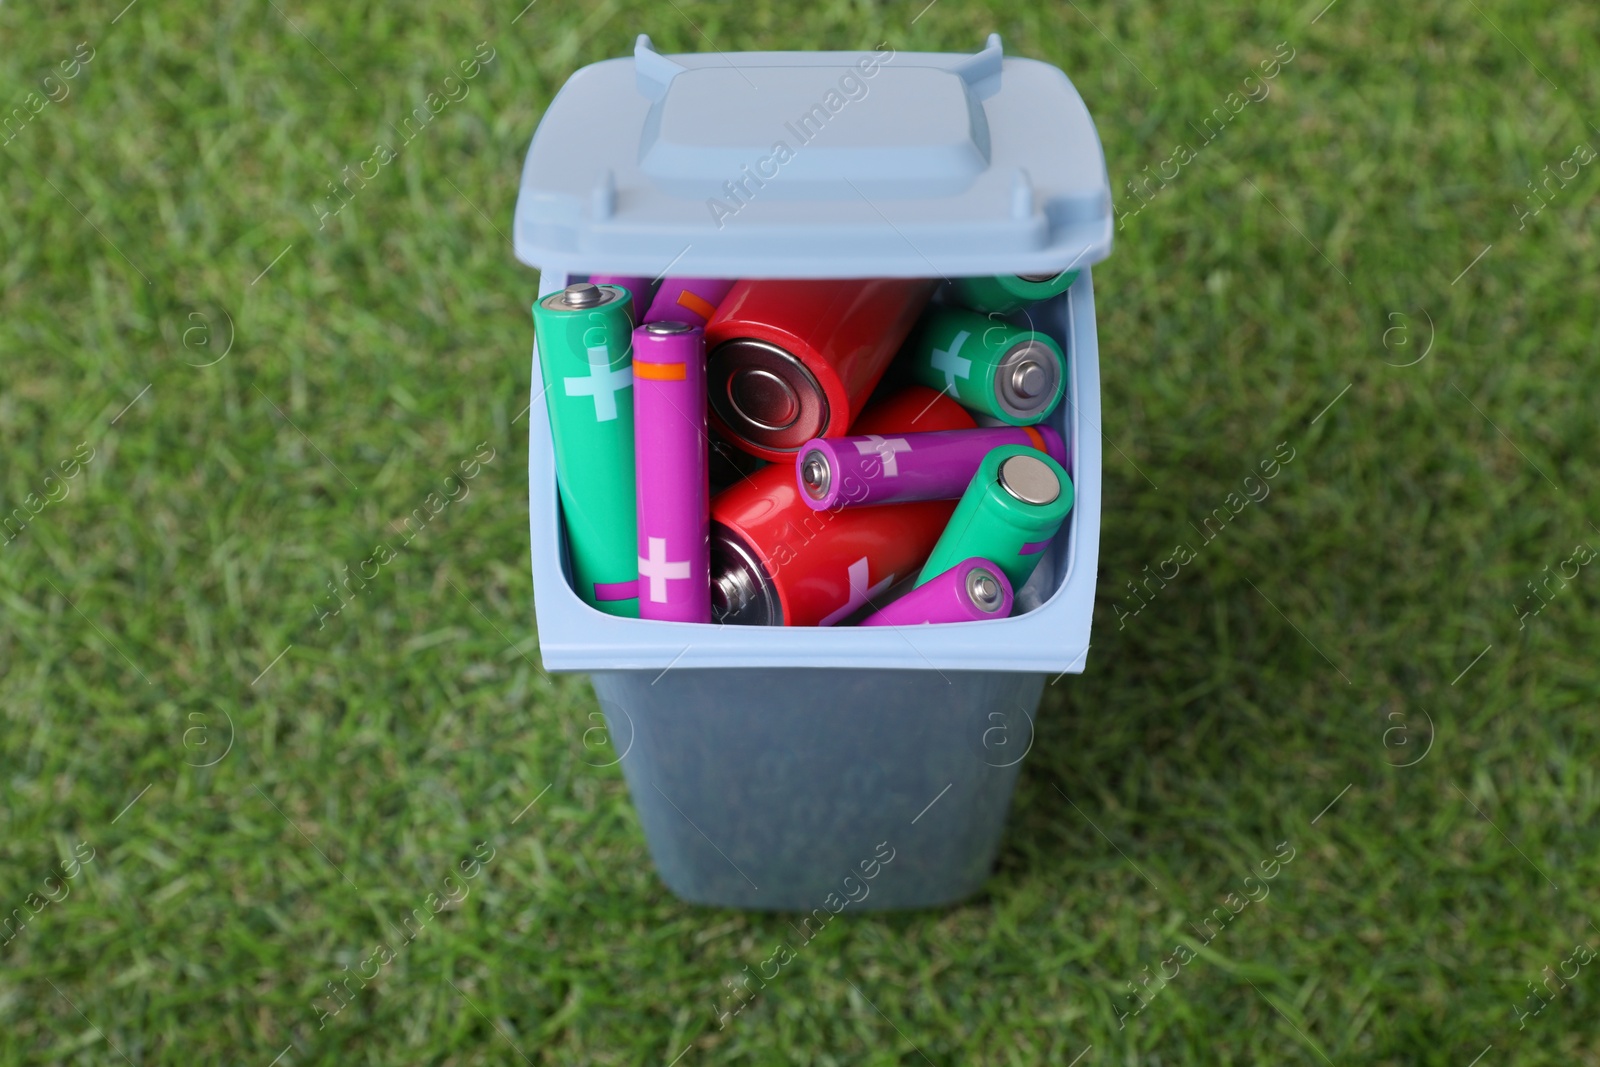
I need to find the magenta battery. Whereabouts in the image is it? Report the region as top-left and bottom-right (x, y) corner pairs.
(589, 274), (656, 319)
(859, 558), (1013, 626)
(797, 423), (1067, 511)
(633, 320), (711, 622)
(643, 277), (735, 328)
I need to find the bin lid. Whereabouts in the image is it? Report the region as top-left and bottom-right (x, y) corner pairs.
(513, 35), (1113, 279)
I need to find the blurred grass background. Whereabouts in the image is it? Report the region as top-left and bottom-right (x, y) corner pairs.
(2, 0), (1598, 1063)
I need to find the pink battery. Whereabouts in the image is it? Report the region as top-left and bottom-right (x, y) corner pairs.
(589, 274), (656, 321)
(796, 424), (1067, 511)
(643, 278), (735, 328)
(633, 321), (711, 622)
(859, 558), (1013, 626)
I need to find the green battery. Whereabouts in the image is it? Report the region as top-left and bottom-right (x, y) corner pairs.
(916, 445), (1073, 592)
(902, 306), (1067, 426)
(948, 270), (1079, 315)
(533, 282), (640, 617)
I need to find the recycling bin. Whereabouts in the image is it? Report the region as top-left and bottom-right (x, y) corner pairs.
(513, 34), (1111, 910)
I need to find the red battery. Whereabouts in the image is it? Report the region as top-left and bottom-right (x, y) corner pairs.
(709, 386), (974, 626)
(704, 277), (938, 463)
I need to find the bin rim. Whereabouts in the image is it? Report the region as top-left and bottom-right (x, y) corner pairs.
(524, 269), (1102, 674)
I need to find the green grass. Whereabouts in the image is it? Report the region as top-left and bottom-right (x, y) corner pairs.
(3, 0), (1599, 1063)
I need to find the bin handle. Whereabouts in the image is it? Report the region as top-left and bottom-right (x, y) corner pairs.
(634, 34), (687, 100)
(951, 33), (1004, 96)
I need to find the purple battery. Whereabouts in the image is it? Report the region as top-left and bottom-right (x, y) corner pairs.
(796, 424), (1067, 511)
(859, 558), (1013, 626)
(589, 275), (656, 321)
(643, 278), (735, 328)
(633, 320), (711, 622)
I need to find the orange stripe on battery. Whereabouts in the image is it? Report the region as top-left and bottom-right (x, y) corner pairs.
(676, 289), (717, 322)
(1022, 425), (1046, 452)
(634, 361), (687, 381)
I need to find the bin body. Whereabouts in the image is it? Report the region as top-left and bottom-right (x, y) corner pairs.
(594, 667), (1042, 909)
(514, 36), (1112, 910)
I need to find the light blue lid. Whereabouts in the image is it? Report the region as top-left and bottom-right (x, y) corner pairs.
(514, 35), (1113, 279)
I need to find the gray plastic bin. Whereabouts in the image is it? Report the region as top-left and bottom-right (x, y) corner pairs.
(514, 35), (1111, 909)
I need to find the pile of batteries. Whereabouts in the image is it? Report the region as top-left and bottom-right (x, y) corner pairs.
(532, 271), (1078, 627)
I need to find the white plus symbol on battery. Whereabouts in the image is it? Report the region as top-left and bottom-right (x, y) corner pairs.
(820, 556), (895, 626)
(856, 434), (911, 476)
(638, 536), (690, 603)
(564, 345), (633, 421)
(930, 330), (972, 391)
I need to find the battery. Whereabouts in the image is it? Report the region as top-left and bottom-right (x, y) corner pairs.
(643, 278), (736, 328)
(705, 277), (938, 462)
(859, 557), (1013, 626)
(633, 320), (710, 622)
(796, 423), (1067, 511)
(900, 306), (1067, 426)
(916, 444), (1074, 593)
(532, 281), (640, 617)
(709, 385), (973, 626)
(589, 274), (657, 322)
(948, 270), (1079, 315)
